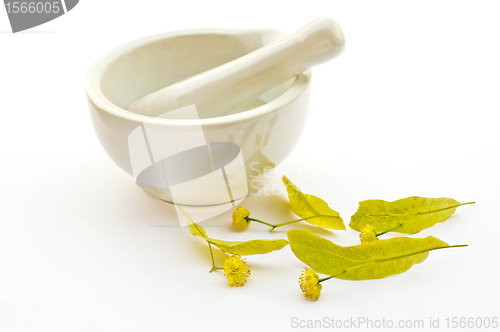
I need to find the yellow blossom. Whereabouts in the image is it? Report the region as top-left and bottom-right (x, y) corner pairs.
(223, 254), (251, 287)
(359, 224), (378, 244)
(299, 268), (322, 300)
(232, 206), (251, 230)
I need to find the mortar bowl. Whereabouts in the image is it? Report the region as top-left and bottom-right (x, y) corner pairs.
(86, 27), (311, 207)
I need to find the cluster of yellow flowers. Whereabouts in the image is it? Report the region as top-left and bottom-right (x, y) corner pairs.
(359, 224), (378, 244)
(232, 206), (251, 230)
(223, 254), (251, 287)
(299, 268), (322, 301)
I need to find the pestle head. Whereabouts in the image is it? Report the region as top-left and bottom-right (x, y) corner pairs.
(128, 17), (345, 118)
(299, 17), (345, 68)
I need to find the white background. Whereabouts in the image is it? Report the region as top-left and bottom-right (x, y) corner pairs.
(1, 1), (499, 331)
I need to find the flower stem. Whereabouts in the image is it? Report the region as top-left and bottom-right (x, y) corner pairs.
(376, 223), (404, 237)
(208, 242), (223, 272)
(246, 218), (280, 228)
(318, 271), (346, 283)
(247, 215), (332, 232)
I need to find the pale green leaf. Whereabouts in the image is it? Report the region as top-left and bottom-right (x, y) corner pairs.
(207, 238), (289, 256)
(350, 197), (474, 235)
(178, 204), (289, 256)
(283, 175), (345, 230)
(288, 229), (462, 280)
(187, 218), (208, 238)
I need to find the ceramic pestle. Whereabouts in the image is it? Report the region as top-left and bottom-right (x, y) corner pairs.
(128, 16), (345, 118)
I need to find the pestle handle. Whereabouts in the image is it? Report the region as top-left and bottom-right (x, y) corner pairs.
(128, 17), (345, 118)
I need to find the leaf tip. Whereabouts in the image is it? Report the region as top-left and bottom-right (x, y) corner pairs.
(282, 175), (292, 186)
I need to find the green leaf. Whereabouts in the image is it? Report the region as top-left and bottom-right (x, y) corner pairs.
(206, 238), (289, 256)
(187, 218), (208, 238)
(288, 229), (464, 280)
(350, 197), (475, 235)
(179, 205), (289, 256)
(283, 175), (345, 230)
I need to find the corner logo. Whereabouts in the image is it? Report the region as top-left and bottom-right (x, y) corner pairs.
(3, 0), (78, 33)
